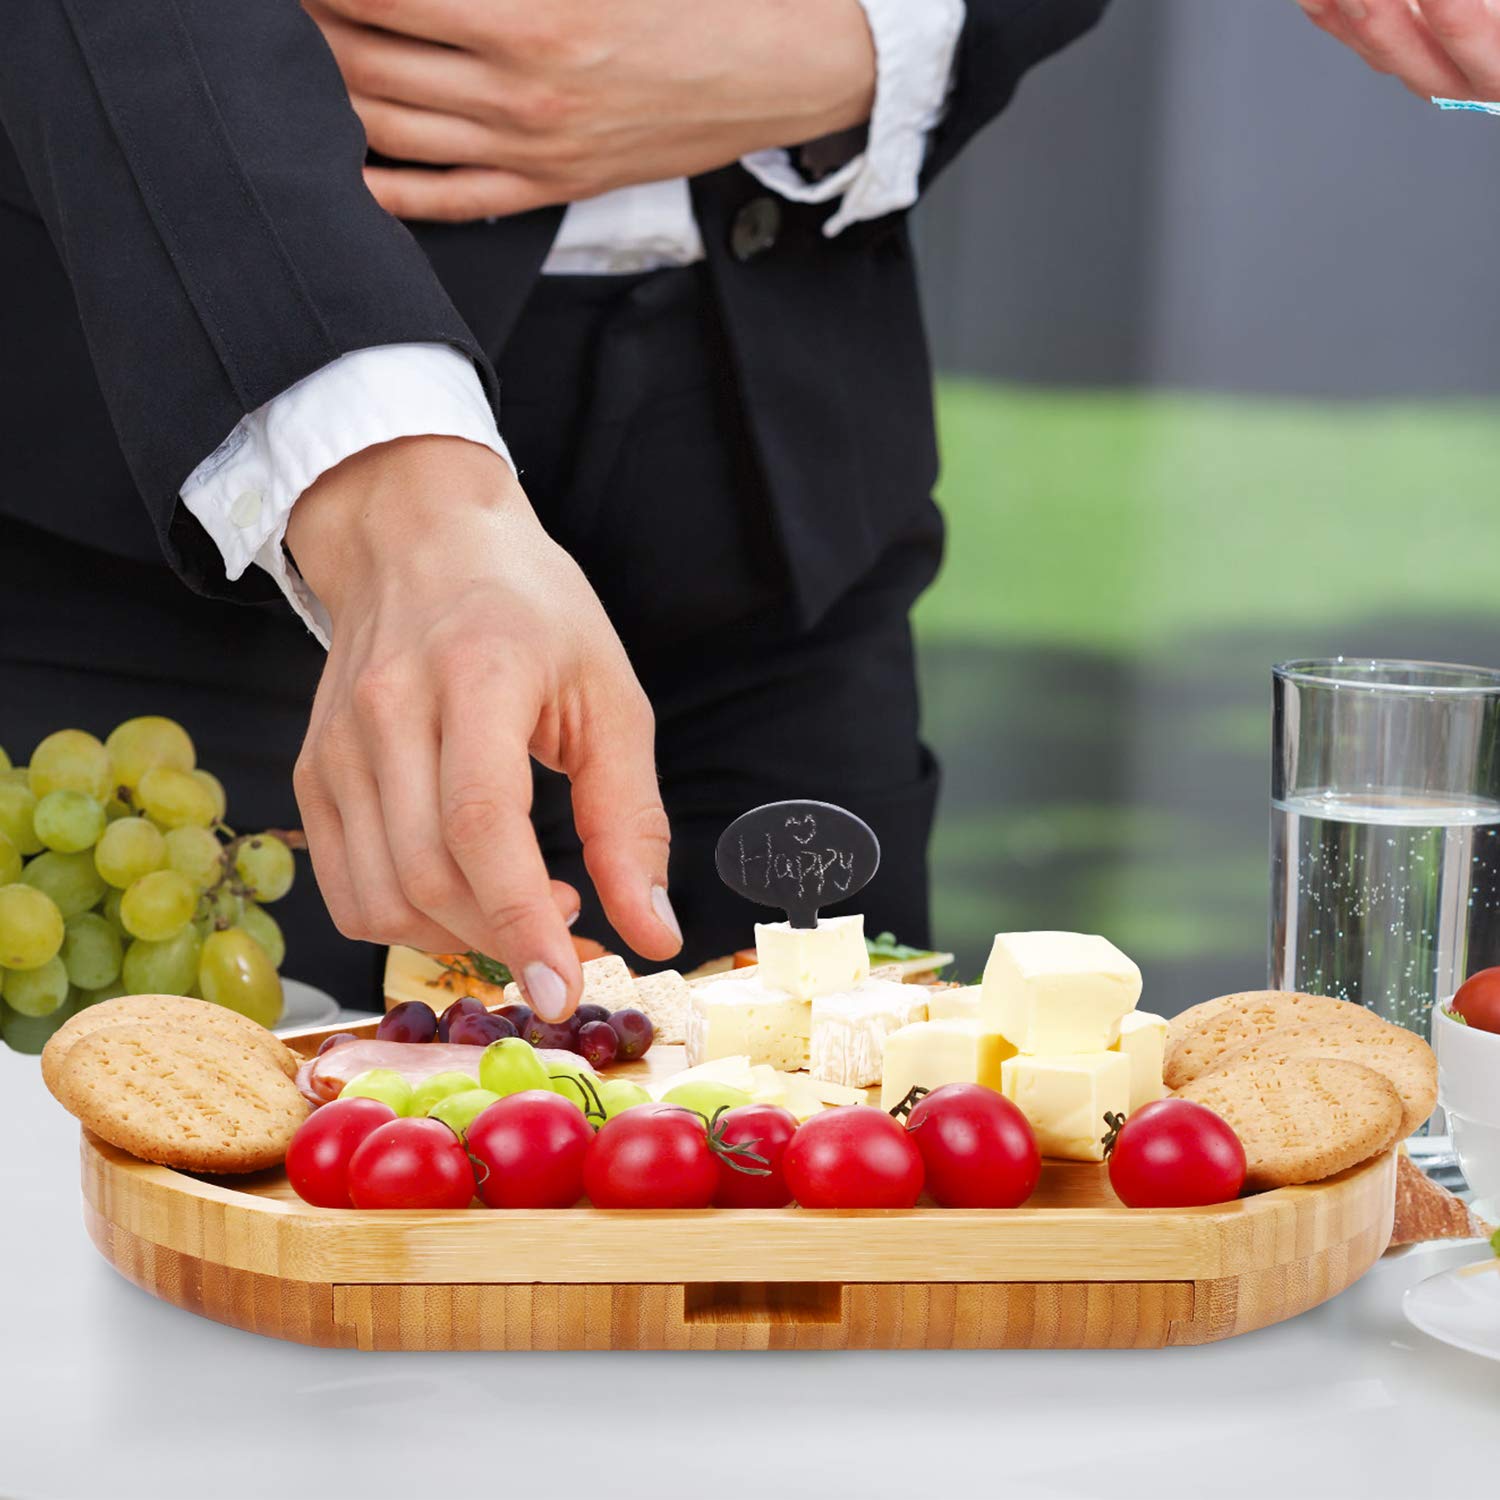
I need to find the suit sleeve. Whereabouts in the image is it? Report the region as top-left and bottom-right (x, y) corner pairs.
(921, 0), (1111, 188)
(0, 0), (495, 594)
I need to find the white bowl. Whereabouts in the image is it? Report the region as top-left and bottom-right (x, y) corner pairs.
(1433, 1002), (1500, 1208)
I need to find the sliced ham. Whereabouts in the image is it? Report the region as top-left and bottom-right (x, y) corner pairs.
(296, 1039), (588, 1106)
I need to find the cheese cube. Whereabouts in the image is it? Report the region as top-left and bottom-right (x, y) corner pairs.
(981, 932), (1141, 1053)
(808, 979), (928, 1089)
(686, 976), (810, 1071)
(754, 913), (869, 1001)
(878, 1019), (1017, 1111)
(925, 985), (980, 1022)
(1111, 1010), (1168, 1113)
(1000, 1052), (1132, 1161)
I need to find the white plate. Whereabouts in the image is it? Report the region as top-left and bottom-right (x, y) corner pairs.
(274, 978), (341, 1034)
(1403, 1258), (1500, 1361)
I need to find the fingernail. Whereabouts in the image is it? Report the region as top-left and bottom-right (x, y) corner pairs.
(651, 885), (682, 945)
(521, 961), (569, 1021)
(566, 907), (581, 929)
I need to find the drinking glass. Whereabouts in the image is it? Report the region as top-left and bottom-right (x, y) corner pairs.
(1270, 658), (1500, 1038)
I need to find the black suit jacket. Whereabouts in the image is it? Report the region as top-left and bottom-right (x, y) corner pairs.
(0, 0), (1107, 626)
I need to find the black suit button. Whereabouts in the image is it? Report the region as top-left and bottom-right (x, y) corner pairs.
(730, 197), (782, 261)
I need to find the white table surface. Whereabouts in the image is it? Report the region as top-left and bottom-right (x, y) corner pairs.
(3, 1040), (1498, 1500)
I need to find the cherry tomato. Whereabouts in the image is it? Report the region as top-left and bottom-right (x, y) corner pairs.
(583, 1103), (717, 1209)
(783, 1105), (924, 1209)
(713, 1104), (798, 1208)
(466, 1090), (593, 1209)
(346, 1117), (477, 1210)
(905, 1083), (1041, 1208)
(285, 1097), (398, 1208)
(1107, 1098), (1246, 1208)
(1452, 968), (1500, 1035)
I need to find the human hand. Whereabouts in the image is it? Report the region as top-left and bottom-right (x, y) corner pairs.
(1296, 0), (1500, 102)
(304, 0), (876, 221)
(285, 435), (681, 1018)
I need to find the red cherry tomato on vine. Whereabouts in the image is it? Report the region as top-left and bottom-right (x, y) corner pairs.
(286, 1097), (397, 1208)
(466, 1091), (593, 1209)
(584, 1103), (718, 1209)
(346, 1118), (477, 1210)
(905, 1083), (1041, 1208)
(784, 1106), (924, 1209)
(1106, 1099), (1246, 1208)
(1452, 968), (1500, 1035)
(713, 1104), (798, 1208)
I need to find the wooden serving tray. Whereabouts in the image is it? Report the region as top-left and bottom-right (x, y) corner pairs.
(77, 1019), (1397, 1351)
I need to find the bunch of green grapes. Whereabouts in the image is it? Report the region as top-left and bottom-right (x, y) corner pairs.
(0, 718), (295, 1054)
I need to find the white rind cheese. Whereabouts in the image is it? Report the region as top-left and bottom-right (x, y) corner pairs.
(1000, 1051), (1132, 1161)
(807, 978), (928, 1089)
(753, 913), (869, 1001)
(686, 975), (811, 1071)
(1111, 1010), (1168, 1112)
(981, 931), (1141, 1053)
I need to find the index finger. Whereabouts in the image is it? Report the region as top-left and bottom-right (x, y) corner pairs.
(1418, 0), (1500, 95)
(438, 697), (583, 1020)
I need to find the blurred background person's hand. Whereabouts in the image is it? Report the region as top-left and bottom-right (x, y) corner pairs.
(1297, 0), (1500, 100)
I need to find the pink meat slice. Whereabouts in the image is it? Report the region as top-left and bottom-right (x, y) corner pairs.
(296, 1039), (588, 1106)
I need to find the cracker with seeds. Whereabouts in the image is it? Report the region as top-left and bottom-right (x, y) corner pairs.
(1202, 1018), (1437, 1138)
(630, 969), (691, 1043)
(54, 1023), (308, 1174)
(42, 993), (296, 1100)
(1176, 1055), (1403, 1190)
(1164, 991), (1387, 1089)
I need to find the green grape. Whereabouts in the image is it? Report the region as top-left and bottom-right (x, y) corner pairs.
(3, 955), (69, 1017)
(478, 1037), (548, 1097)
(0, 783), (42, 856)
(233, 834), (295, 903)
(198, 928), (281, 1027)
(32, 790), (106, 854)
(3, 766), (28, 786)
(0, 994), (79, 1054)
(104, 716), (195, 792)
(78, 980), (127, 1007)
(104, 797), (132, 822)
(192, 769), (227, 824)
(28, 729), (112, 801)
(235, 903), (285, 969)
(60, 911), (123, 990)
(0, 829), (20, 887)
(22, 849), (108, 919)
(102, 886), (127, 933)
(340, 1068), (412, 1116)
(409, 1071), (479, 1117)
(94, 816), (167, 888)
(429, 1088), (501, 1136)
(137, 766), (218, 830)
(195, 886), (242, 936)
(0, 745), (8, 772)
(120, 869), (196, 941)
(0, 884), (65, 969)
(164, 826), (224, 890)
(121, 926), (201, 996)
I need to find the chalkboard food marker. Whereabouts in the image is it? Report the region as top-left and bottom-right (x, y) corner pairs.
(714, 800), (880, 930)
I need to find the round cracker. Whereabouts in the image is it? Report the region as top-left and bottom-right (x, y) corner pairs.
(1176, 1055), (1403, 1190)
(1164, 991), (1388, 1090)
(1202, 1019), (1436, 1137)
(1166, 990), (1294, 1053)
(54, 1023), (308, 1174)
(42, 993), (295, 1099)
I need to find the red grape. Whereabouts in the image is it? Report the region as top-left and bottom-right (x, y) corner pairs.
(316, 1031), (360, 1056)
(438, 996), (487, 1042)
(494, 1001), (533, 1034)
(574, 1002), (611, 1027)
(447, 1011), (517, 1047)
(376, 1000), (438, 1044)
(526, 1017), (579, 1051)
(608, 1007), (654, 1061)
(577, 1019), (619, 1068)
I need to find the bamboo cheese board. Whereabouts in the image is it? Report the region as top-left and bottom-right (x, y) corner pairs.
(76, 1014), (1398, 1351)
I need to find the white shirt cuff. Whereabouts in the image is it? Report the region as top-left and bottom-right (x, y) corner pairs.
(179, 343), (509, 648)
(740, 0), (965, 238)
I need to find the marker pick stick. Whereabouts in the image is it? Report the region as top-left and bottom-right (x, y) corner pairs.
(714, 800), (880, 930)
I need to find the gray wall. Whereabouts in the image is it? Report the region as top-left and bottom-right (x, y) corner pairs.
(917, 0), (1500, 397)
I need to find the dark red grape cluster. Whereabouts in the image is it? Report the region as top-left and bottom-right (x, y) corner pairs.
(370, 995), (654, 1066)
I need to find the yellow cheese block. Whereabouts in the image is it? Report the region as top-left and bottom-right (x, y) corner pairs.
(686, 975), (810, 1071)
(1000, 1051), (1132, 1162)
(1111, 1010), (1167, 1113)
(981, 931), (1141, 1053)
(925, 985), (981, 1021)
(878, 1019), (1017, 1111)
(754, 913), (869, 1001)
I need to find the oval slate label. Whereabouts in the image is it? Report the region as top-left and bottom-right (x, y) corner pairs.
(715, 800), (880, 930)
